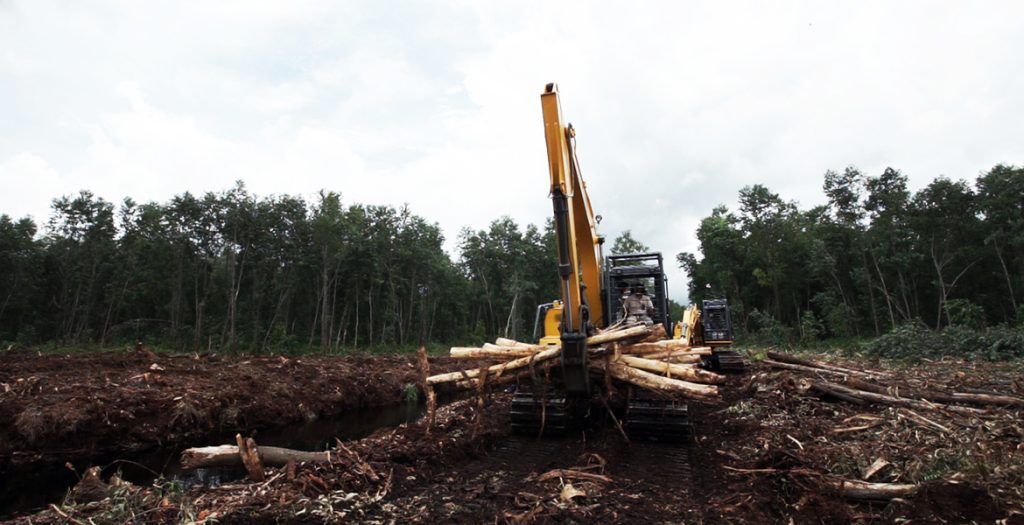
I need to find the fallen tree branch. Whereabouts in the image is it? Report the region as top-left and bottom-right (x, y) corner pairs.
(768, 351), (889, 378)
(844, 376), (1024, 408)
(811, 380), (985, 415)
(764, 359), (853, 378)
(537, 469), (613, 484)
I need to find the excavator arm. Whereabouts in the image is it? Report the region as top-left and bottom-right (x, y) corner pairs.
(541, 83), (604, 395)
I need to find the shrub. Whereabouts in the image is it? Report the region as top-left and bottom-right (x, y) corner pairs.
(863, 321), (1024, 360)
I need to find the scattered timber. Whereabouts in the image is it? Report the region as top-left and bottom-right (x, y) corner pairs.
(844, 376), (1024, 408)
(834, 479), (918, 500)
(810, 380), (985, 415)
(767, 351), (889, 378)
(181, 443), (330, 470)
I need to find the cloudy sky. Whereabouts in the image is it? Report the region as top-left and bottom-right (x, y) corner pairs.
(2, 1), (1022, 302)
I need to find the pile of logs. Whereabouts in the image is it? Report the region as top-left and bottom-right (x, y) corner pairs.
(425, 324), (726, 401)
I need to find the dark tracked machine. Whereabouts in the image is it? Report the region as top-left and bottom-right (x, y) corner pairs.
(511, 84), (743, 441)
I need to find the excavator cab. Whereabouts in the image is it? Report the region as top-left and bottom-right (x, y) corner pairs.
(603, 253), (673, 335)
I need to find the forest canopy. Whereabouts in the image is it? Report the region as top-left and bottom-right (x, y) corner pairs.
(679, 164), (1024, 355)
(1, 163), (1022, 357)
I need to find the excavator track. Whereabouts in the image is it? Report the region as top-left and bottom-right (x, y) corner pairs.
(510, 385), (570, 437)
(705, 348), (747, 373)
(625, 393), (692, 442)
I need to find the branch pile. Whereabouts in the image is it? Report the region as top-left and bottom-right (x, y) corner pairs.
(428, 324), (725, 405)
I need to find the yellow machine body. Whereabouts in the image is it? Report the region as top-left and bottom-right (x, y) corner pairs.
(539, 301), (563, 346)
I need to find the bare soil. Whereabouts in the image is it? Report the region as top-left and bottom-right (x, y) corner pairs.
(4, 351), (1024, 524)
(0, 348), (474, 472)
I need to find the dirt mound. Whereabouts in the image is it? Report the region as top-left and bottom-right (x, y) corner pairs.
(0, 350), (475, 473)
(906, 481), (1004, 523)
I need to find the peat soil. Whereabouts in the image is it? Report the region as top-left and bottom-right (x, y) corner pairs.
(5, 353), (1024, 524)
(0, 349), (475, 480)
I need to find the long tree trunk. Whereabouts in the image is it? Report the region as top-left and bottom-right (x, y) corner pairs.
(992, 241), (1018, 312)
(861, 250), (881, 336)
(869, 250), (896, 329)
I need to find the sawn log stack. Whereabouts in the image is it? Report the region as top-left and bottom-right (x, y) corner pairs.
(427, 324), (725, 400)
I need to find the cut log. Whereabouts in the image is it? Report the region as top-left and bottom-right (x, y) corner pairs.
(615, 355), (724, 384)
(430, 347), (562, 386)
(834, 479), (917, 500)
(768, 352), (889, 378)
(662, 354), (704, 365)
(494, 338), (535, 348)
(640, 324), (667, 342)
(764, 359), (853, 377)
(811, 380), (984, 415)
(634, 347), (712, 359)
(586, 325), (651, 346)
(948, 391), (1024, 407)
(453, 361), (556, 390)
(621, 341), (705, 353)
(180, 444), (330, 470)
(602, 362), (718, 398)
(844, 377), (1024, 408)
(450, 346), (544, 359)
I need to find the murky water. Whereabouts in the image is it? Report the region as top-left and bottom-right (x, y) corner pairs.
(0, 401), (424, 519)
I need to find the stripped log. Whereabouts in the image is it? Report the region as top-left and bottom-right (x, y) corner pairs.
(450, 346), (543, 359)
(602, 361), (718, 398)
(430, 347), (562, 385)
(181, 444), (330, 470)
(622, 340), (702, 353)
(811, 380), (985, 415)
(834, 479), (918, 500)
(640, 324), (667, 342)
(764, 359), (853, 377)
(616, 355), (724, 384)
(494, 338), (534, 348)
(453, 361), (556, 390)
(662, 354), (704, 365)
(768, 352), (889, 378)
(845, 377), (1024, 408)
(586, 325), (651, 346)
(635, 347), (712, 359)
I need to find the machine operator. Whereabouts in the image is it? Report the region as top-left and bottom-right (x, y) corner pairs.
(621, 284), (655, 326)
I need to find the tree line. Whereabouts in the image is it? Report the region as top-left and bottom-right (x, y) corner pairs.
(3, 164), (1021, 354)
(0, 182), (567, 352)
(679, 164), (1024, 345)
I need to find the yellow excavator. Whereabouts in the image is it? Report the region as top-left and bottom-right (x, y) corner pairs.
(513, 83), (743, 438)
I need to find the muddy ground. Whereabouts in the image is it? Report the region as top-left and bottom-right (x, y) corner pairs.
(0, 348), (476, 474)
(4, 351), (1024, 524)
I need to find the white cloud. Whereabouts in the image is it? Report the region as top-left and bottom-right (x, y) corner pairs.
(2, 0), (1023, 303)
(0, 152), (64, 223)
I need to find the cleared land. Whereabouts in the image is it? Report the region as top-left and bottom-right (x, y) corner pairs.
(2, 349), (1023, 524)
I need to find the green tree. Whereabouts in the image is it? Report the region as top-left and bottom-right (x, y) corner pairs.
(610, 230), (650, 255)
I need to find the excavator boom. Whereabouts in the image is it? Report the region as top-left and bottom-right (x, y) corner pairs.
(540, 83), (604, 395)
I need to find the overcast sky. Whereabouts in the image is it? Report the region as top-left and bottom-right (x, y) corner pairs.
(2, 1), (1022, 302)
